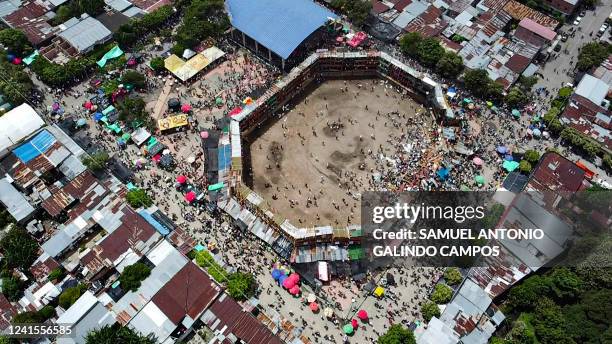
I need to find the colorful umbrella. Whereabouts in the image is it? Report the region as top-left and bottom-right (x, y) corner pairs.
(532, 128), (542, 137)
(176, 175), (187, 184)
(184, 191), (196, 203)
(511, 109), (521, 117)
(503, 160), (520, 172)
(342, 324), (354, 335)
(84, 101), (93, 109)
(351, 319), (359, 329)
(474, 175), (485, 185)
(496, 146), (507, 154)
(472, 157), (484, 165)
(228, 107), (242, 116)
(282, 278), (296, 289)
(278, 274), (288, 286)
(181, 104), (192, 113)
(289, 285), (300, 295)
(200, 131), (209, 139)
(309, 302), (319, 312)
(504, 155), (514, 161)
(307, 293), (316, 303)
(76, 118), (87, 127)
(357, 310), (368, 320)
(288, 273), (300, 284)
(324, 307), (334, 318)
(12, 57), (21, 65)
(271, 269), (283, 280)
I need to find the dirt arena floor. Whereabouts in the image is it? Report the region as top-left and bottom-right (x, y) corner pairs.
(247, 79), (426, 227)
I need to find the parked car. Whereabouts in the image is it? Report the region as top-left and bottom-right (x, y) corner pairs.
(598, 23), (609, 35)
(561, 34), (569, 42)
(573, 16), (582, 25)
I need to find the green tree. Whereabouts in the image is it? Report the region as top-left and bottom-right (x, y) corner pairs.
(507, 320), (537, 344)
(82, 151), (109, 171)
(507, 275), (551, 310)
(119, 263), (151, 292)
(431, 284), (453, 304)
(48, 267), (65, 282)
(0, 29), (33, 56)
(330, 0), (372, 27)
(0, 226), (38, 270)
(59, 284), (86, 309)
(523, 150), (540, 164)
(443, 268), (462, 285)
(0, 51), (34, 105)
(399, 32), (423, 57)
(1, 276), (23, 301)
(116, 96), (152, 129)
(150, 57), (165, 73)
(505, 87), (529, 108)
(416, 37), (445, 67)
(120, 70), (146, 90)
(377, 324), (416, 344)
(226, 272), (256, 300)
(463, 69), (490, 98)
(519, 160), (532, 174)
(0, 208), (15, 229)
(436, 52), (464, 79)
(125, 189), (153, 208)
(548, 268), (582, 300)
(420, 301), (440, 322)
(13, 305), (55, 324)
(85, 324), (156, 344)
(576, 42), (611, 72)
(517, 75), (538, 91)
(531, 298), (572, 344)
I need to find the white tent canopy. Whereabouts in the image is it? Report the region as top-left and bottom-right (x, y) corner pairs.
(0, 104), (45, 157)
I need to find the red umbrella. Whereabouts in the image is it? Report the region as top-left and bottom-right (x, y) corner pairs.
(152, 154), (161, 162)
(184, 191), (196, 203)
(309, 302), (319, 312)
(357, 310), (368, 320)
(181, 104), (192, 113)
(12, 57), (21, 65)
(84, 101), (93, 109)
(200, 131), (209, 139)
(176, 175), (187, 184)
(228, 107), (242, 116)
(288, 273), (300, 284)
(289, 285), (300, 295)
(351, 318), (358, 329)
(282, 278), (296, 289)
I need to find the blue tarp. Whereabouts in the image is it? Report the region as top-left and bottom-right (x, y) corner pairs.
(93, 112), (104, 121)
(194, 244), (205, 252)
(437, 168), (450, 181)
(225, 0), (337, 59)
(138, 210), (170, 235)
(13, 130), (56, 163)
(218, 144), (231, 170)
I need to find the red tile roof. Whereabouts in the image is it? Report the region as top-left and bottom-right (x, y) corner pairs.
(206, 294), (284, 344)
(30, 256), (60, 281)
(152, 262), (220, 324)
(394, 0), (412, 11)
(505, 54), (531, 74)
(371, 0), (390, 14)
(0, 293), (16, 331)
(2, 1), (55, 45)
(530, 152), (587, 193)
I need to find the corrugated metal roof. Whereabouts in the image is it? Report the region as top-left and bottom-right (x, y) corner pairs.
(226, 0), (337, 59)
(0, 104), (45, 156)
(575, 74), (609, 107)
(0, 177), (35, 221)
(58, 15), (111, 53)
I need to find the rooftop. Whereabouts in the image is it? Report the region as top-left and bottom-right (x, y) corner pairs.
(0, 104), (45, 157)
(58, 14), (112, 53)
(575, 74), (610, 107)
(518, 18), (556, 41)
(225, 0), (337, 59)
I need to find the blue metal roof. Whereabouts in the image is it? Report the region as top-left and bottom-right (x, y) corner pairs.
(13, 130), (56, 163)
(226, 0), (337, 59)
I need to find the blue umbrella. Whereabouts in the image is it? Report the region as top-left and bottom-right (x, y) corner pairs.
(533, 128), (542, 137)
(271, 269), (282, 280)
(278, 274), (288, 286)
(93, 112), (103, 121)
(437, 168), (449, 181)
(76, 118), (87, 127)
(496, 146), (507, 154)
(504, 155), (513, 161)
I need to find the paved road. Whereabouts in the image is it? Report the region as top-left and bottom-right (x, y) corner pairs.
(535, 0), (612, 96)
